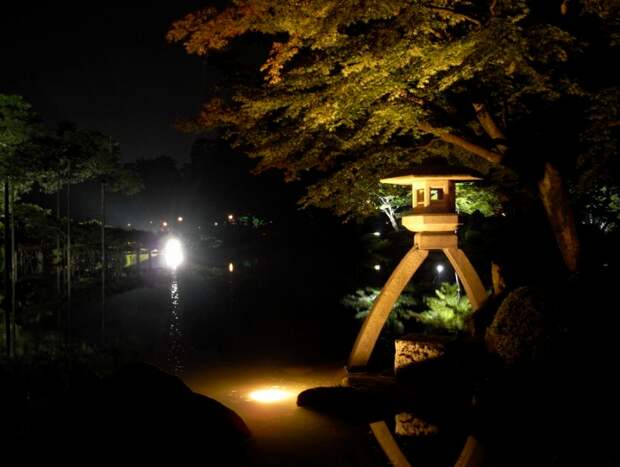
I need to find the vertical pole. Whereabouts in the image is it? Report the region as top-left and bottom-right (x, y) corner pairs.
(100, 182), (105, 346)
(56, 179), (62, 348)
(10, 182), (16, 356)
(56, 180), (61, 296)
(4, 180), (12, 358)
(135, 240), (140, 277)
(66, 163), (71, 348)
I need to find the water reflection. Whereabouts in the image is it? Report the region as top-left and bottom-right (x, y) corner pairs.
(167, 274), (185, 375)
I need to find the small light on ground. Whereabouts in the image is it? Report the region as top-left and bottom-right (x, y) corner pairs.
(374, 264), (381, 271)
(373, 231), (381, 237)
(248, 387), (292, 404)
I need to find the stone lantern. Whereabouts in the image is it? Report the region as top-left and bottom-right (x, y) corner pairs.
(348, 168), (488, 369)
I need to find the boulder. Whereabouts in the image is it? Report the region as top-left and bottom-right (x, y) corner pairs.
(52, 363), (252, 459)
(485, 287), (549, 365)
(297, 385), (399, 422)
(395, 412), (439, 437)
(394, 334), (453, 375)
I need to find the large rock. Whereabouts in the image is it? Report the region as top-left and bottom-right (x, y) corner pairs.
(44, 363), (252, 460)
(394, 334), (453, 375)
(395, 412), (439, 437)
(297, 385), (400, 422)
(485, 287), (549, 365)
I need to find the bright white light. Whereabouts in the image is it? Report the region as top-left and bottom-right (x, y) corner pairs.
(127, 223), (132, 228)
(248, 387), (292, 404)
(373, 231), (381, 237)
(162, 221), (168, 227)
(228, 262), (234, 273)
(228, 214), (234, 221)
(374, 264), (381, 271)
(164, 238), (184, 269)
(214, 222), (219, 227)
(436, 264), (445, 274)
(177, 216), (183, 222)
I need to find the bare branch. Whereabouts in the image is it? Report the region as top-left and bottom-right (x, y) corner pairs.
(472, 102), (509, 154)
(418, 122), (504, 164)
(427, 5), (481, 27)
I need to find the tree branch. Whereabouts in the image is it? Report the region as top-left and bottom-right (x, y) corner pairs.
(418, 122), (504, 164)
(427, 5), (481, 27)
(472, 102), (509, 154)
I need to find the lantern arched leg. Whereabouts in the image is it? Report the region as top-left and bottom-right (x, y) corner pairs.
(369, 421), (412, 467)
(442, 248), (487, 311)
(348, 247), (429, 369)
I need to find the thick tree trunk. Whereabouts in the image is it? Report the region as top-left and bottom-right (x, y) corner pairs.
(423, 111), (582, 273)
(537, 162), (580, 273)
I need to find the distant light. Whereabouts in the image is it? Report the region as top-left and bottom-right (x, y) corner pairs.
(163, 238), (184, 269)
(177, 216), (183, 222)
(149, 220), (153, 224)
(214, 222), (219, 227)
(127, 223), (131, 228)
(197, 225), (201, 230)
(228, 214), (234, 221)
(373, 231), (381, 237)
(228, 262), (234, 273)
(436, 264), (445, 274)
(162, 221), (168, 227)
(248, 387), (292, 404)
(374, 264), (381, 271)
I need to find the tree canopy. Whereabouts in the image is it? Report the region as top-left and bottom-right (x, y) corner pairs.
(169, 0), (619, 271)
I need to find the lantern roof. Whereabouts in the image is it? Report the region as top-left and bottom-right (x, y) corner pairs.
(380, 165), (481, 185)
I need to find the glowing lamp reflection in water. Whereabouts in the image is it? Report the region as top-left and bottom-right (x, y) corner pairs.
(248, 387), (293, 404)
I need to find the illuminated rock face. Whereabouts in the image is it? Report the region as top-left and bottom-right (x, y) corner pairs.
(395, 412), (439, 437)
(394, 335), (447, 375)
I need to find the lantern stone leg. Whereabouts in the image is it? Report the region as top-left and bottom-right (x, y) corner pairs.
(443, 248), (487, 311)
(348, 247), (428, 369)
(369, 421), (412, 467)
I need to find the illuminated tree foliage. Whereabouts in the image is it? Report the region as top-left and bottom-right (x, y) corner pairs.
(417, 282), (472, 332)
(169, 1), (619, 272)
(456, 182), (501, 217)
(0, 95), (45, 197)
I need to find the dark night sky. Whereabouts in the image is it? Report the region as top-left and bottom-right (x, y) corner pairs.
(1, 2), (211, 163)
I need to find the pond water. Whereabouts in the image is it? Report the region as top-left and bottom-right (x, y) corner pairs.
(76, 263), (387, 466)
